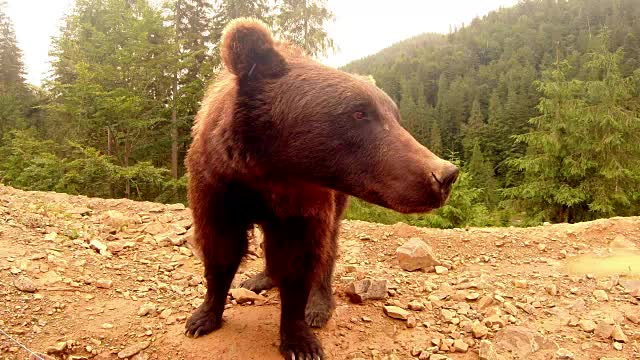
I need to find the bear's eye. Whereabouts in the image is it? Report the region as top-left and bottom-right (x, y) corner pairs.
(353, 111), (366, 121)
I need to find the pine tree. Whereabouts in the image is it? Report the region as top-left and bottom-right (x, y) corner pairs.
(164, 0), (215, 181)
(0, 0), (24, 87)
(48, 0), (170, 198)
(462, 98), (486, 159)
(0, 0), (27, 142)
(212, 0), (272, 40)
(505, 40), (640, 223)
(467, 142), (497, 207)
(275, 0), (335, 58)
(429, 121), (444, 156)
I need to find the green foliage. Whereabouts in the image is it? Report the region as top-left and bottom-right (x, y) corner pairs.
(0, 130), (173, 201)
(2, 0), (640, 228)
(504, 38), (640, 223)
(344, 0), (640, 225)
(275, 0), (336, 58)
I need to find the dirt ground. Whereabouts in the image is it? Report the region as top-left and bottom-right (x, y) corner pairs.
(0, 184), (638, 360)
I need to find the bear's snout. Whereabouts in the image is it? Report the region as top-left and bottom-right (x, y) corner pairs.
(431, 162), (459, 195)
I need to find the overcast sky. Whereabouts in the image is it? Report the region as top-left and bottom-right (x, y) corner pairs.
(6, 0), (519, 85)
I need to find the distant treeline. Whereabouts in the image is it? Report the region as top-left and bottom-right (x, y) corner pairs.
(1, 0), (639, 228)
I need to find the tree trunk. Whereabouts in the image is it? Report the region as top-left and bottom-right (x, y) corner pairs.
(124, 132), (130, 199)
(107, 127), (115, 198)
(171, 75), (179, 180)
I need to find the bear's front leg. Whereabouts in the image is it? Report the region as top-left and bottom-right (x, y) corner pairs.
(263, 215), (333, 360)
(185, 188), (249, 338)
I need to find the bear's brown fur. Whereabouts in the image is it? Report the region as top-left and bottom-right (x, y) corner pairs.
(185, 17), (459, 359)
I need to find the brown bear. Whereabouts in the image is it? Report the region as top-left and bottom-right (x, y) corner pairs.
(184, 17), (459, 360)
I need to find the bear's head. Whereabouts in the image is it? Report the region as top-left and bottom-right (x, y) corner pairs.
(217, 18), (458, 213)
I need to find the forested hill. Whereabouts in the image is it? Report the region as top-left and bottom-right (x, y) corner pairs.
(1, 0), (639, 229)
(342, 0), (640, 225)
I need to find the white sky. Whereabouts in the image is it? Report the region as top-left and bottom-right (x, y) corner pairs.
(6, 0), (519, 86)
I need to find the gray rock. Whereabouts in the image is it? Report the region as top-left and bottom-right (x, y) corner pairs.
(45, 341), (67, 355)
(96, 279), (113, 289)
(229, 288), (265, 304)
(478, 340), (499, 360)
(14, 275), (37, 293)
(396, 238), (438, 271)
(472, 320), (489, 338)
(594, 321), (613, 339)
(434, 266), (448, 274)
(103, 210), (130, 230)
(137, 303), (156, 317)
(345, 279), (388, 303)
(453, 339), (468, 353)
(555, 348), (574, 359)
(578, 319), (596, 332)
(383, 305), (410, 320)
(593, 289), (608, 301)
(117, 341), (150, 359)
(611, 325), (627, 342)
(408, 300), (425, 311)
(429, 355), (451, 360)
(494, 326), (558, 359)
(90, 239), (108, 253)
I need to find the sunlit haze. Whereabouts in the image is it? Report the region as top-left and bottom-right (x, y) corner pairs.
(6, 0), (519, 85)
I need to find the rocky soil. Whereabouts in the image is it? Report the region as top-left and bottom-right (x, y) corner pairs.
(0, 184), (639, 360)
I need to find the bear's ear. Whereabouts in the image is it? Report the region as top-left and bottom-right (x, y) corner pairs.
(221, 18), (287, 79)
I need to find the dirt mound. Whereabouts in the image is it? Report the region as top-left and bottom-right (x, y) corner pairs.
(0, 185), (638, 359)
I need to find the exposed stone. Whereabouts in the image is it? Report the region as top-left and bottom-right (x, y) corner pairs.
(478, 340), (499, 360)
(117, 341), (150, 359)
(90, 239), (108, 254)
(345, 279), (388, 303)
(96, 279), (113, 289)
(578, 319), (596, 332)
(383, 306), (410, 320)
(229, 288), (265, 304)
(494, 326), (558, 359)
(144, 223), (165, 236)
(593, 289), (608, 302)
(46, 342), (68, 355)
(556, 348), (575, 359)
(14, 275), (38, 293)
(434, 266), (448, 274)
(472, 321), (489, 338)
(594, 322), (613, 339)
(484, 315), (506, 328)
(107, 241), (125, 254)
(545, 284), (558, 296)
(103, 210), (131, 230)
(429, 355), (451, 360)
(625, 312), (639, 324)
(611, 325), (627, 343)
(406, 315), (417, 328)
(396, 238), (438, 271)
(513, 279), (528, 288)
(408, 300), (425, 311)
(453, 339), (468, 353)
(477, 295), (493, 310)
(137, 303), (157, 317)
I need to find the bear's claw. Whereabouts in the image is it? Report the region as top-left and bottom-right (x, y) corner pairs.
(185, 307), (221, 338)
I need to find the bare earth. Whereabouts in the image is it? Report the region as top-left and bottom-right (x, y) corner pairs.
(0, 185), (638, 360)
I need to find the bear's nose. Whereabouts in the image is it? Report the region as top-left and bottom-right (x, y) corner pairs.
(431, 164), (459, 190)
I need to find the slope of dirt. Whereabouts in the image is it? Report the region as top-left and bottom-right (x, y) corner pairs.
(0, 184), (638, 360)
